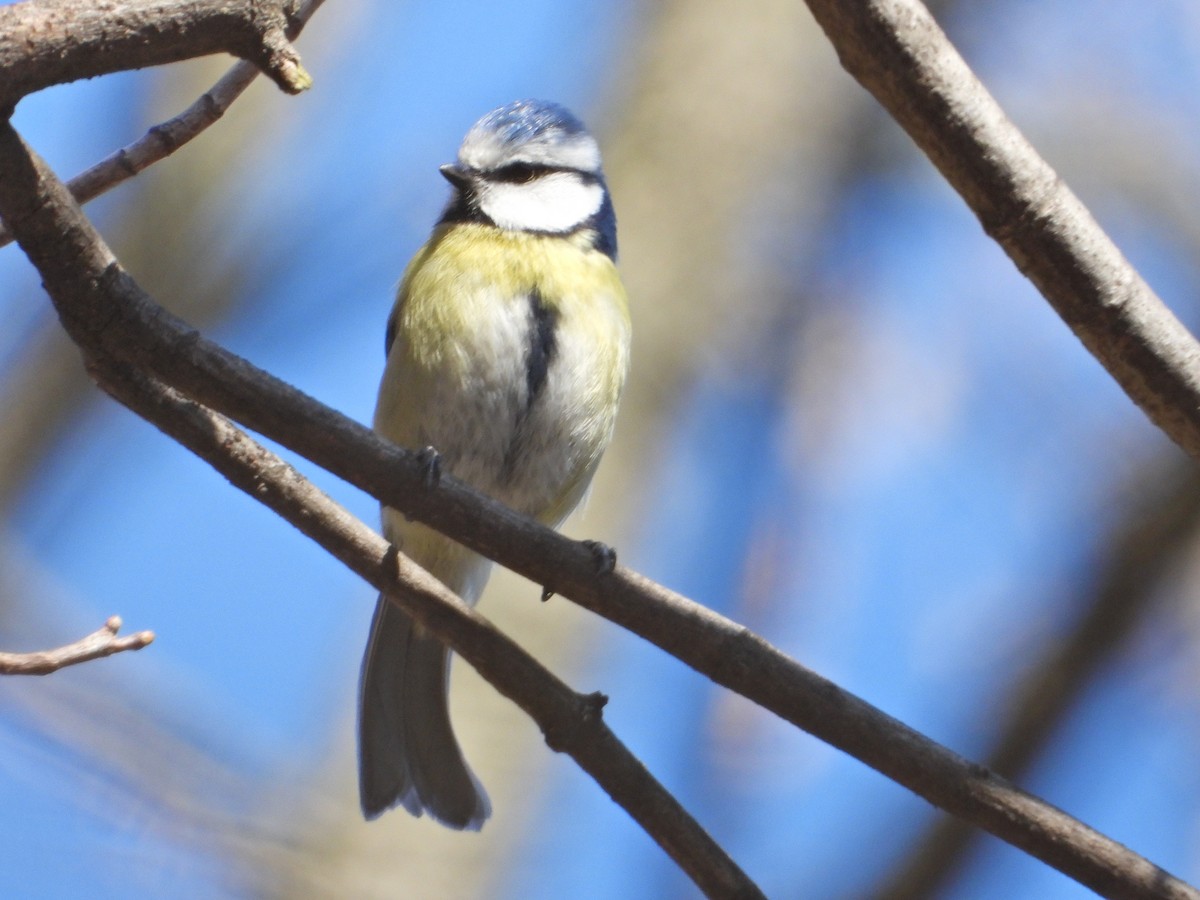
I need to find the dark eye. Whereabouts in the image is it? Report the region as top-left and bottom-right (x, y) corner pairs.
(493, 162), (542, 183)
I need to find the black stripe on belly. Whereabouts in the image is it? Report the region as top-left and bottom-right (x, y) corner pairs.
(526, 288), (558, 406)
(384, 307), (399, 357)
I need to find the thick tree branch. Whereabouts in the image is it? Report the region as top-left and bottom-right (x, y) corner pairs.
(88, 357), (763, 900)
(0, 615), (153, 675)
(0, 123), (1193, 899)
(0, 0), (324, 249)
(802, 0), (1200, 463)
(0, 0), (311, 110)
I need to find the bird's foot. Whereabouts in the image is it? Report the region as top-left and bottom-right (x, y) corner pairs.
(581, 540), (617, 576)
(415, 446), (442, 488)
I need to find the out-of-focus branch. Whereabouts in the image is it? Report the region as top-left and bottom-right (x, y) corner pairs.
(90, 358), (764, 900)
(803, 0), (1200, 464)
(0, 0), (324, 517)
(0, 0), (311, 110)
(0, 323), (91, 508)
(0, 123), (1193, 900)
(0, 0), (325, 249)
(875, 460), (1200, 899)
(0, 615), (153, 675)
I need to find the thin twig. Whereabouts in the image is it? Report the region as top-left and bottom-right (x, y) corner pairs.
(0, 616), (154, 675)
(0, 0), (325, 249)
(0, 123), (1193, 899)
(89, 357), (764, 900)
(0, 65), (256, 249)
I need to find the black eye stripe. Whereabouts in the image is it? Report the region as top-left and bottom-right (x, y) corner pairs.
(490, 162), (546, 183)
(485, 163), (599, 185)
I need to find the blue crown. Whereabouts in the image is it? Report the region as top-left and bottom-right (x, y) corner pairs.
(459, 99), (602, 175)
(474, 100), (588, 148)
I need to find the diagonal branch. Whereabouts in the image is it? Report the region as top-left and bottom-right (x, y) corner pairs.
(88, 356), (764, 900)
(802, 0), (1200, 462)
(874, 461), (1200, 898)
(0, 0), (325, 249)
(0, 121), (1194, 899)
(0, 615), (154, 675)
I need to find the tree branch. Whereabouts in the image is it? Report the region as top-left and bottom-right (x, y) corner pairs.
(875, 461), (1200, 898)
(0, 0), (325, 249)
(801, 0), (1200, 464)
(0, 0), (311, 110)
(0, 121), (1193, 899)
(87, 357), (764, 900)
(0, 615), (153, 675)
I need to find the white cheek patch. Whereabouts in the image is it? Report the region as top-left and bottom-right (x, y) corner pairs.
(477, 173), (604, 234)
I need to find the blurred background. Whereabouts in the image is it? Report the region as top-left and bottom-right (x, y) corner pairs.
(2, 0), (1200, 897)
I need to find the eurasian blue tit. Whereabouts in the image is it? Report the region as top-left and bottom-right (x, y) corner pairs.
(359, 100), (631, 830)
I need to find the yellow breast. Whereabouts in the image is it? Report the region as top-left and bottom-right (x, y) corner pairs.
(376, 222), (631, 524)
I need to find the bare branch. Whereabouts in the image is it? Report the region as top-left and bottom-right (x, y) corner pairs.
(0, 0), (325, 249)
(88, 357), (765, 900)
(0, 615), (154, 675)
(0, 0), (311, 110)
(801, 0), (1200, 463)
(0, 122), (1194, 899)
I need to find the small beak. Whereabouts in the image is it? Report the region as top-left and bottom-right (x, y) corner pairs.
(439, 163), (472, 190)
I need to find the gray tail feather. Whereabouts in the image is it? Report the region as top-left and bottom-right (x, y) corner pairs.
(358, 593), (492, 829)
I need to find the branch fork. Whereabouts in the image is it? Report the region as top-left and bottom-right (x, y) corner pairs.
(0, 0), (312, 111)
(0, 616), (154, 676)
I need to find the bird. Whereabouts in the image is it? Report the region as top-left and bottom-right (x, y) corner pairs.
(358, 100), (631, 830)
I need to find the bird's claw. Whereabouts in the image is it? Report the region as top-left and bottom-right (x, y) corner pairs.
(415, 446), (442, 488)
(581, 540), (616, 576)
